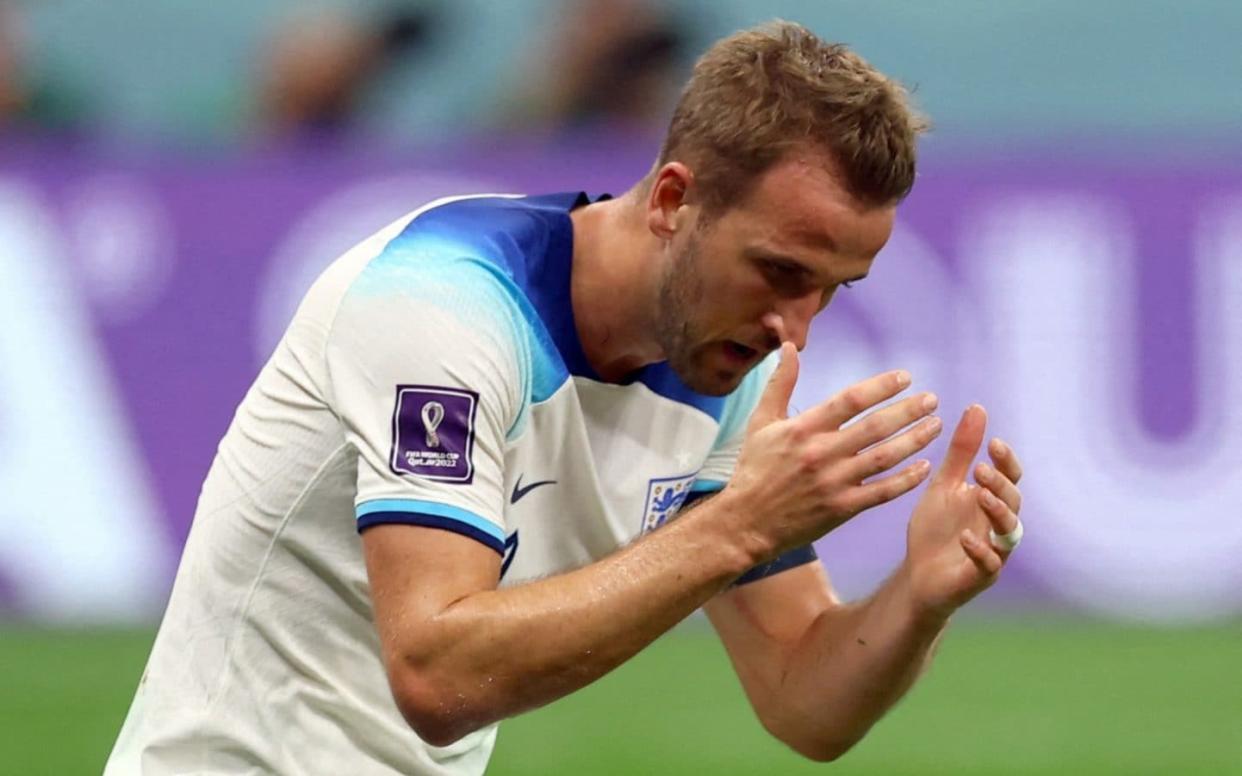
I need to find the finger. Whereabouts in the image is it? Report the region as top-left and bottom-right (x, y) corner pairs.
(975, 463), (1022, 514)
(748, 342), (799, 430)
(846, 458), (931, 512)
(847, 415), (943, 481)
(932, 404), (987, 486)
(839, 392), (939, 453)
(801, 369), (912, 430)
(959, 528), (1003, 576)
(976, 486), (1020, 537)
(988, 438), (1023, 485)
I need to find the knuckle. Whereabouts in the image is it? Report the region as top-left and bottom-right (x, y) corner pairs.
(869, 445), (898, 474)
(789, 417), (819, 442)
(843, 387), (868, 414)
(787, 419), (811, 443)
(877, 478), (903, 501)
(817, 466), (843, 492)
(796, 447), (820, 473)
(818, 488), (849, 516)
(855, 414), (882, 441)
(837, 494), (863, 517)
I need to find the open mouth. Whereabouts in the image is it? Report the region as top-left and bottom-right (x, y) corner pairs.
(724, 341), (758, 361)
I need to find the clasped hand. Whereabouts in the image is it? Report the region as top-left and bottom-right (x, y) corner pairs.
(726, 343), (1024, 618)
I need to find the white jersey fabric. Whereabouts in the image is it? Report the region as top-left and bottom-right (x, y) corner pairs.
(106, 193), (807, 776)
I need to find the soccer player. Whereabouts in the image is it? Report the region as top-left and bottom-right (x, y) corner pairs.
(106, 21), (1025, 775)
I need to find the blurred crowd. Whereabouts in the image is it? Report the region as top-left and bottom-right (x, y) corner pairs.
(1, 0), (689, 145)
(0, 3), (88, 133)
(3, 1), (1238, 153)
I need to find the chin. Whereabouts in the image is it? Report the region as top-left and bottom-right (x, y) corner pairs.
(666, 342), (757, 396)
(676, 364), (747, 396)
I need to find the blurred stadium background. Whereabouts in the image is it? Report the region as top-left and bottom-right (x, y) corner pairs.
(2, 0), (1240, 773)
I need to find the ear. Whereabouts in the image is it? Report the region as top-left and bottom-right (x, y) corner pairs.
(646, 162), (695, 240)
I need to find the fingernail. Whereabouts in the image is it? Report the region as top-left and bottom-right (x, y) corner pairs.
(994, 439), (1009, 455)
(895, 371), (911, 388)
(927, 416), (943, 434)
(922, 393), (938, 411)
(977, 463), (992, 480)
(982, 489), (998, 507)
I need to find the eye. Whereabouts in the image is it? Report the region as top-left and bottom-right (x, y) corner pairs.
(841, 280), (855, 289)
(763, 260), (801, 278)
(760, 260), (809, 292)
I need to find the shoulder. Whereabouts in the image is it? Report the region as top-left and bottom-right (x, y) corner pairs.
(383, 192), (584, 285)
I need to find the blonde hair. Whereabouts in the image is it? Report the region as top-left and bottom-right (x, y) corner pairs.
(657, 21), (928, 210)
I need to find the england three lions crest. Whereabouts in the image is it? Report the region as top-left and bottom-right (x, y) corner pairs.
(641, 473), (697, 534)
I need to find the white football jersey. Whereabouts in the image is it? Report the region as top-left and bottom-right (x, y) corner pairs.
(105, 193), (805, 776)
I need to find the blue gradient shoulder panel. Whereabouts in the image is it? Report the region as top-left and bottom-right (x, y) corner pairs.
(381, 193), (594, 404)
(364, 193), (745, 424)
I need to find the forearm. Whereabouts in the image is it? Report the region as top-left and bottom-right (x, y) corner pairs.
(384, 502), (757, 743)
(743, 565), (948, 760)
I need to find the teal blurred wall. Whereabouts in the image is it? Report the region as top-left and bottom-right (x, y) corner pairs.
(21, 0), (1242, 148)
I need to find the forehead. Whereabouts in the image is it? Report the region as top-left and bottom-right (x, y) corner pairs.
(722, 152), (895, 260)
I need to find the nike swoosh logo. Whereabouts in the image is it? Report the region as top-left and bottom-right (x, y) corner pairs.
(511, 476), (557, 504)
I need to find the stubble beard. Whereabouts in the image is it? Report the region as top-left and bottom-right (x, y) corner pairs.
(655, 238), (738, 396)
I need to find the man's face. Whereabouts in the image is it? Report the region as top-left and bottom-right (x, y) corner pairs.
(655, 152), (897, 395)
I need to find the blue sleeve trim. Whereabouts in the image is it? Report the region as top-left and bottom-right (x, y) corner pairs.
(356, 499), (505, 554)
(357, 512), (505, 555)
(679, 490), (715, 512)
(733, 545), (819, 587)
(690, 479), (726, 494)
(676, 491), (816, 585)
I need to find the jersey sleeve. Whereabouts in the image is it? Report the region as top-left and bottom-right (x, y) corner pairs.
(324, 255), (530, 555)
(690, 351), (779, 496)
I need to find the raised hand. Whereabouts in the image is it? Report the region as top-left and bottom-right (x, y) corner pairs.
(904, 404), (1025, 619)
(724, 342), (942, 560)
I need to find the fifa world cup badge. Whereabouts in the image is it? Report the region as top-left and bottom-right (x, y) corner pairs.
(390, 385), (479, 483)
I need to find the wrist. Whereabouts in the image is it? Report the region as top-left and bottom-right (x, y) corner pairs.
(681, 486), (772, 576)
(892, 559), (954, 634)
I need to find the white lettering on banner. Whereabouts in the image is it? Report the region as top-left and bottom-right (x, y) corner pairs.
(966, 195), (1242, 621)
(406, 452), (460, 468)
(0, 181), (169, 621)
(66, 174), (174, 323)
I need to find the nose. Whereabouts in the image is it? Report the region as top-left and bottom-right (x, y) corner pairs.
(762, 294), (819, 351)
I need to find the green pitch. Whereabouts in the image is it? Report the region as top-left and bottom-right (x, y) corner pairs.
(2, 616), (1239, 774)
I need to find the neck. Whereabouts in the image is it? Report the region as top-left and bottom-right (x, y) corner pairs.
(569, 188), (666, 381)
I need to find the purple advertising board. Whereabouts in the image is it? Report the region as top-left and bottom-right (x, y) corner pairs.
(1, 137), (1239, 623)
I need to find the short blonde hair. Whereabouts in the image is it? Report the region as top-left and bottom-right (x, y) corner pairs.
(658, 21), (928, 210)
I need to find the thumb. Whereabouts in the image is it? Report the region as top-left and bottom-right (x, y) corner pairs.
(749, 342), (799, 430)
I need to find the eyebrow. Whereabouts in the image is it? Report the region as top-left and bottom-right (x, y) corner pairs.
(798, 229), (839, 253)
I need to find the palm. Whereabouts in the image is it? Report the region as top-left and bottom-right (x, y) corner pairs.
(903, 405), (1023, 619)
(907, 480), (993, 614)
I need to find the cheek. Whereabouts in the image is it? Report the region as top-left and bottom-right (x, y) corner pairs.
(693, 273), (772, 332)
